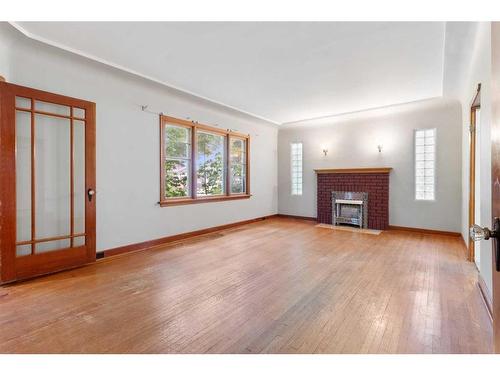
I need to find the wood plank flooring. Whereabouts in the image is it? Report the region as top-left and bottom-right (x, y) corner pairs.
(0, 217), (493, 353)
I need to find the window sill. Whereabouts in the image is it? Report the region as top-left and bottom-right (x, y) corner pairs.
(160, 194), (252, 207)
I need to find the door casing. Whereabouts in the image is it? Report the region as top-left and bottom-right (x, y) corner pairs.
(490, 22), (500, 353)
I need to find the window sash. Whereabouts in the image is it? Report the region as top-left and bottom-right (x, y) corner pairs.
(196, 130), (226, 197)
(160, 116), (250, 204)
(164, 124), (192, 199)
(229, 136), (248, 195)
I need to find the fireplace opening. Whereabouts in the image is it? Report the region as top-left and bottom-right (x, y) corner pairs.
(332, 191), (368, 228)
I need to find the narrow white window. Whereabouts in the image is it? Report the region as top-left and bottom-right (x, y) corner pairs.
(415, 128), (436, 200)
(291, 142), (303, 195)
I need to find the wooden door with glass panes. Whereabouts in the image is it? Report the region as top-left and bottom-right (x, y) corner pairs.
(0, 82), (96, 282)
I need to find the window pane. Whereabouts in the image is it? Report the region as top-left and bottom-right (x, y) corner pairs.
(164, 124), (191, 199)
(230, 138), (247, 194)
(230, 164), (246, 194)
(230, 138), (245, 163)
(165, 159), (190, 197)
(197, 131), (225, 196)
(165, 125), (191, 159)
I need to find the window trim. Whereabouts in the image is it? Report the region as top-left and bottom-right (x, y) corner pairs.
(159, 115), (250, 206)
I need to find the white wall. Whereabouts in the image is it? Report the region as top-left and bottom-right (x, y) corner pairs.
(443, 22), (493, 297)
(278, 98), (462, 232)
(0, 23), (16, 80)
(1, 23), (278, 252)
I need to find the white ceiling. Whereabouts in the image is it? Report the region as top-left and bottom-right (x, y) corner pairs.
(13, 22), (446, 125)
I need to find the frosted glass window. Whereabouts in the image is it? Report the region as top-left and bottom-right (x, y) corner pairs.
(415, 129), (436, 200)
(291, 143), (303, 196)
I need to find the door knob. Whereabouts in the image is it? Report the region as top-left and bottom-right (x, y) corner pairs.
(87, 188), (95, 202)
(469, 217), (500, 271)
(470, 224), (497, 241)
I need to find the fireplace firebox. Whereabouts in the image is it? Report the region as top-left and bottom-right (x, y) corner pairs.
(332, 191), (368, 228)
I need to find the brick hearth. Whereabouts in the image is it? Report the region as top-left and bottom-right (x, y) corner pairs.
(315, 168), (391, 230)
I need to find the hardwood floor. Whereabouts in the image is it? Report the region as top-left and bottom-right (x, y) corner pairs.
(0, 217), (493, 353)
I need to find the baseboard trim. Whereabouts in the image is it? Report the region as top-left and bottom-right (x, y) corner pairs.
(100, 214), (278, 259)
(276, 214), (317, 221)
(477, 274), (493, 322)
(388, 225), (461, 237)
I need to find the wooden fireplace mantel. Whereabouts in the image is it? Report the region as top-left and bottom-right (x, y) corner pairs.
(314, 167), (392, 174)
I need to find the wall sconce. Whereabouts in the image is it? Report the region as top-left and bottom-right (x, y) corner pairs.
(377, 144), (383, 153)
(322, 148), (328, 156)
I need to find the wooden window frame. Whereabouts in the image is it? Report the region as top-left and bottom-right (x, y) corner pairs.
(159, 115), (251, 206)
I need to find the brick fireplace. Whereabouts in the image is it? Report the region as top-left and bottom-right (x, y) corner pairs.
(315, 168), (392, 230)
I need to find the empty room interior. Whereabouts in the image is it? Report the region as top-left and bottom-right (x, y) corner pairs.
(2, 20), (500, 355)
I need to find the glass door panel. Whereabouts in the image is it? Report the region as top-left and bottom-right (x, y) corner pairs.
(34, 100), (71, 116)
(15, 109), (32, 257)
(34, 113), (71, 254)
(14, 103), (89, 255)
(73, 120), (86, 246)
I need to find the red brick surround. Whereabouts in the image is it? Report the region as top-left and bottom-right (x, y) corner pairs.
(316, 171), (390, 230)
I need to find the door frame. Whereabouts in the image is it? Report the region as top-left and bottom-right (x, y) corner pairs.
(468, 83), (481, 261)
(0, 82), (96, 282)
(492, 21), (500, 353)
